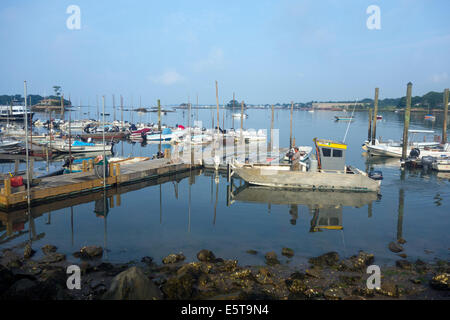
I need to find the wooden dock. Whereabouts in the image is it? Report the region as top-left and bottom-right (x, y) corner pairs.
(0, 158), (201, 210)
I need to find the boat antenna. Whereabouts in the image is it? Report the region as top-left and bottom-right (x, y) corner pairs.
(343, 99), (358, 143)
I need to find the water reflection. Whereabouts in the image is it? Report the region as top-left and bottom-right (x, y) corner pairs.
(229, 182), (378, 231)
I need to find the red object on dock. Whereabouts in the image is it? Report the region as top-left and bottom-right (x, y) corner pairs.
(11, 176), (23, 187)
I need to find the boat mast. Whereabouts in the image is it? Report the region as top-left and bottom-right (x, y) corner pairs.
(24, 81), (31, 214)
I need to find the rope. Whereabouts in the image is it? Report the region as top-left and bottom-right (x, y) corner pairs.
(343, 99), (358, 143)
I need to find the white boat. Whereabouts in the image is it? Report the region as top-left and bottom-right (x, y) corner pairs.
(0, 101), (34, 121)
(51, 140), (113, 153)
(365, 130), (442, 157)
(232, 113), (248, 119)
(432, 158), (450, 172)
(0, 139), (21, 150)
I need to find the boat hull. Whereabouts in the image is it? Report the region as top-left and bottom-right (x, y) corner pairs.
(233, 166), (380, 192)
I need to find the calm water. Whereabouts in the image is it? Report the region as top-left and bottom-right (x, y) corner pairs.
(0, 107), (449, 266)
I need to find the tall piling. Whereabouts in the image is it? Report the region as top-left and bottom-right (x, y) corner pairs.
(290, 101), (293, 149)
(215, 81), (220, 135)
(368, 107), (373, 142)
(401, 82), (412, 160)
(371, 88), (379, 145)
(443, 88), (449, 144)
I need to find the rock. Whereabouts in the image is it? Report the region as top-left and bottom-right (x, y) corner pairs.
(305, 268), (321, 279)
(103, 266), (162, 300)
(41, 244), (57, 255)
(162, 273), (196, 299)
(285, 279), (307, 294)
(246, 250), (258, 255)
(324, 287), (347, 300)
(23, 243), (35, 259)
(197, 249), (216, 262)
(340, 251), (374, 272)
(40, 253), (66, 264)
(309, 252), (340, 267)
(290, 271), (306, 280)
(396, 260), (412, 270)
(281, 247), (294, 258)
(5, 278), (39, 300)
(388, 242), (403, 253)
(141, 256), (153, 265)
(430, 273), (449, 291)
(339, 275), (362, 286)
(162, 253), (186, 264)
(79, 246), (103, 259)
(264, 251), (280, 266)
(2, 251), (23, 268)
(379, 282), (399, 297)
(0, 265), (15, 292)
(398, 253), (407, 259)
(397, 238), (407, 244)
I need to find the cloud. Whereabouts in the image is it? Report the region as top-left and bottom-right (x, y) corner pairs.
(430, 72), (448, 84)
(150, 70), (184, 85)
(192, 47), (224, 72)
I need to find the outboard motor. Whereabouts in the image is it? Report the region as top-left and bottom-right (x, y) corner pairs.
(421, 156), (435, 170)
(409, 148), (420, 159)
(368, 170), (383, 180)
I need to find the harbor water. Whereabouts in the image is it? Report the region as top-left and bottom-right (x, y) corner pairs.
(0, 107), (448, 267)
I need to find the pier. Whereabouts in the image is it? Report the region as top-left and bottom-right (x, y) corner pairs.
(0, 157), (201, 210)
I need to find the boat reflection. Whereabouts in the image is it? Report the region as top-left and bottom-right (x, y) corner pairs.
(229, 183), (379, 231)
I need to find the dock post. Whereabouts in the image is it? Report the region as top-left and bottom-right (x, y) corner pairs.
(443, 88), (449, 144)
(30, 158), (34, 179)
(401, 82), (412, 160)
(4, 178), (11, 196)
(82, 160), (87, 172)
(215, 81), (220, 136)
(290, 101), (293, 149)
(89, 159), (94, 171)
(14, 160), (19, 175)
(270, 104), (274, 152)
(240, 101), (244, 142)
(371, 88), (379, 145)
(367, 107), (373, 143)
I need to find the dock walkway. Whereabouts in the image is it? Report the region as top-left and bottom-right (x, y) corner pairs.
(0, 158), (200, 210)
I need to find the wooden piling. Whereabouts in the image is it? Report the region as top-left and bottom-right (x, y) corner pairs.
(290, 101), (293, 149)
(371, 88), (379, 145)
(402, 82), (412, 160)
(240, 101), (244, 141)
(270, 104), (274, 152)
(368, 107), (373, 142)
(443, 88), (449, 144)
(215, 81), (220, 135)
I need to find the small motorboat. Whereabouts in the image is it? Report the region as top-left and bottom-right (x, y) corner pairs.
(376, 115), (382, 120)
(334, 116), (354, 121)
(424, 114), (436, 121)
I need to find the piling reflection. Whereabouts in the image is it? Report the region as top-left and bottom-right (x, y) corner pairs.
(0, 169), (202, 246)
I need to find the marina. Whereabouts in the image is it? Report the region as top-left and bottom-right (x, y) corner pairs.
(0, 0), (449, 303)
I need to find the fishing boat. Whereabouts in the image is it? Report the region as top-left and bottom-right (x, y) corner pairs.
(231, 138), (381, 192)
(130, 127), (152, 140)
(334, 116), (354, 121)
(146, 128), (182, 142)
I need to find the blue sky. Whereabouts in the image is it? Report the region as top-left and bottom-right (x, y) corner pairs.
(0, 0), (449, 105)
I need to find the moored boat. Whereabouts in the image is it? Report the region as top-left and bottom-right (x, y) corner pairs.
(231, 138), (381, 192)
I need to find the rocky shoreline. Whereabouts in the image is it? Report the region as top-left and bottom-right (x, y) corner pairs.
(0, 243), (449, 300)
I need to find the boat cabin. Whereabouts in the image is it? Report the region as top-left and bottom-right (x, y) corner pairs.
(314, 138), (347, 172)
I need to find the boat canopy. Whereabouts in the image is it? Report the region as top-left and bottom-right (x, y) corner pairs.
(162, 128), (172, 135)
(314, 138), (347, 172)
(72, 140), (95, 146)
(408, 129), (435, 134)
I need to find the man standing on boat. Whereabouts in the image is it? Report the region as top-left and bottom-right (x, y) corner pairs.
(290, 147), (301, 170)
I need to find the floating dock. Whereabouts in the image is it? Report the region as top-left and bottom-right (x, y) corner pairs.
(0, 158), (201, 210)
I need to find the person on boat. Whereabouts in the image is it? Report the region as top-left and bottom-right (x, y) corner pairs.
(290, 147), (301, 170)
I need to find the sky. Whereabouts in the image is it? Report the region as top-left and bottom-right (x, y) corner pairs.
(0, 0), (449, 106)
